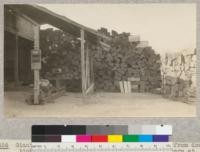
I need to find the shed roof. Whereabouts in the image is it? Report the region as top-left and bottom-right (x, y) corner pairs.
(6, 4), (110, 43)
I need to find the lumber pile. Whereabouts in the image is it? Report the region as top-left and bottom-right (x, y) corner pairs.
(161, 49), (196, 103)
(40, 28), (162, 93)
(40, 28), (82, 92)
(93, 28), (162, 92)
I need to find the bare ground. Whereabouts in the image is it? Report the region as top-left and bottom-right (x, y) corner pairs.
(4, 91), (196, 118)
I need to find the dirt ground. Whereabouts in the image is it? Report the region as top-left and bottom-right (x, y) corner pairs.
(4, 91), (196, 118)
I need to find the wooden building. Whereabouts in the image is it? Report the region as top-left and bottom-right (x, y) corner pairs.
(4, 4), (110, 104)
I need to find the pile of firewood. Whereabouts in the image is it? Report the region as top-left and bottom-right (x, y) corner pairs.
(161, 49), (196, 102)
(40, 28), (82, 91)
(93, 28), (162, 92)
(40, 28), (162, 92)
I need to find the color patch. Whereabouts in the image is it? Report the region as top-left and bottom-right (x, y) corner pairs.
(123, 135), (139, 142)
(156, 125), (172, 135)
(139, 135), (153, 142)
(32, 126), (45, 135)
(32, 125), (86, 135)
(86, 125), (128, 135)
(108, 135), (123, 142)
(91, 135), (108, 142)
(32, 135), (45, 142)
(61, 135), (76, 142)
(142, 125), (156, 134)
(153, 135), (169, 142)
(45, 135), (61, 142)
(76, 135), (91, 142)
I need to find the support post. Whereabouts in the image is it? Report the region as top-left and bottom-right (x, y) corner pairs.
(86, 44), (90, 88)
(81, 29), (86, 95)
(14, 34), (19, 86)
(33, 25), (40, 104)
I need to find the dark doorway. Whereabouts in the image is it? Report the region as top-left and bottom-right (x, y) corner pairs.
(4, 31), (15, 82)
(4, 31), (34, 87)
(18, 37), (34, 85)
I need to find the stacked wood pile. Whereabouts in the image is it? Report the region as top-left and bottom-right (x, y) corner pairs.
(40, 28), (162, 93)
(93, 28), (162, 92)
(40, 28), (82, 92)
(161, 49), (196, 102)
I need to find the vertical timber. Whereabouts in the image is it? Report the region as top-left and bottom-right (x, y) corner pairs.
(33, 25), (40, 104)
(81, 29), (86, 95)
(86, 44), (90, 88)
(14, 34), (19, 86)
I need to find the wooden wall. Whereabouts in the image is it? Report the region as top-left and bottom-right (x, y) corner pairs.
(4, 7), (36, 86)
(5, 7), (35, 41)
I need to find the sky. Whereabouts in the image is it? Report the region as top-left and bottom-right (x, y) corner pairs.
(40, 4), (196, 55)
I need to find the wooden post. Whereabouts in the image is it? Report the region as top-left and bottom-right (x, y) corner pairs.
(33, 25), (40, 104)
(81, 29), (86, 95)
(90, 52), (94, 93)
(90, 45), (94, 86)
(86, 44), (90, 88)
(14, 34), (19, 86)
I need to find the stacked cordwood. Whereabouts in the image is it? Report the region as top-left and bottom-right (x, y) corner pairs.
(93, 28), (162, 92)
(161, 49), (196, 102)
(40, 28), (162, 92)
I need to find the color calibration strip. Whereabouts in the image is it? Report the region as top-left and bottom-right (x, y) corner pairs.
(32, 125), (172, 143)
(32, 135), (169, 142)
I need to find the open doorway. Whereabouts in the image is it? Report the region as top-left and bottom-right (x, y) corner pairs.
(18, 36), (33, 85)
(4, 31), (34, 90)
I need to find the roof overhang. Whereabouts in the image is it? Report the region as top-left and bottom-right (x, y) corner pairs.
(5, 4), (111, 44)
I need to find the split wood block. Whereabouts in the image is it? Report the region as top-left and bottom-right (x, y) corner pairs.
(124, 81), (129, 94)
(127, 81), (132, 93)
(119, 81), (124, 93)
